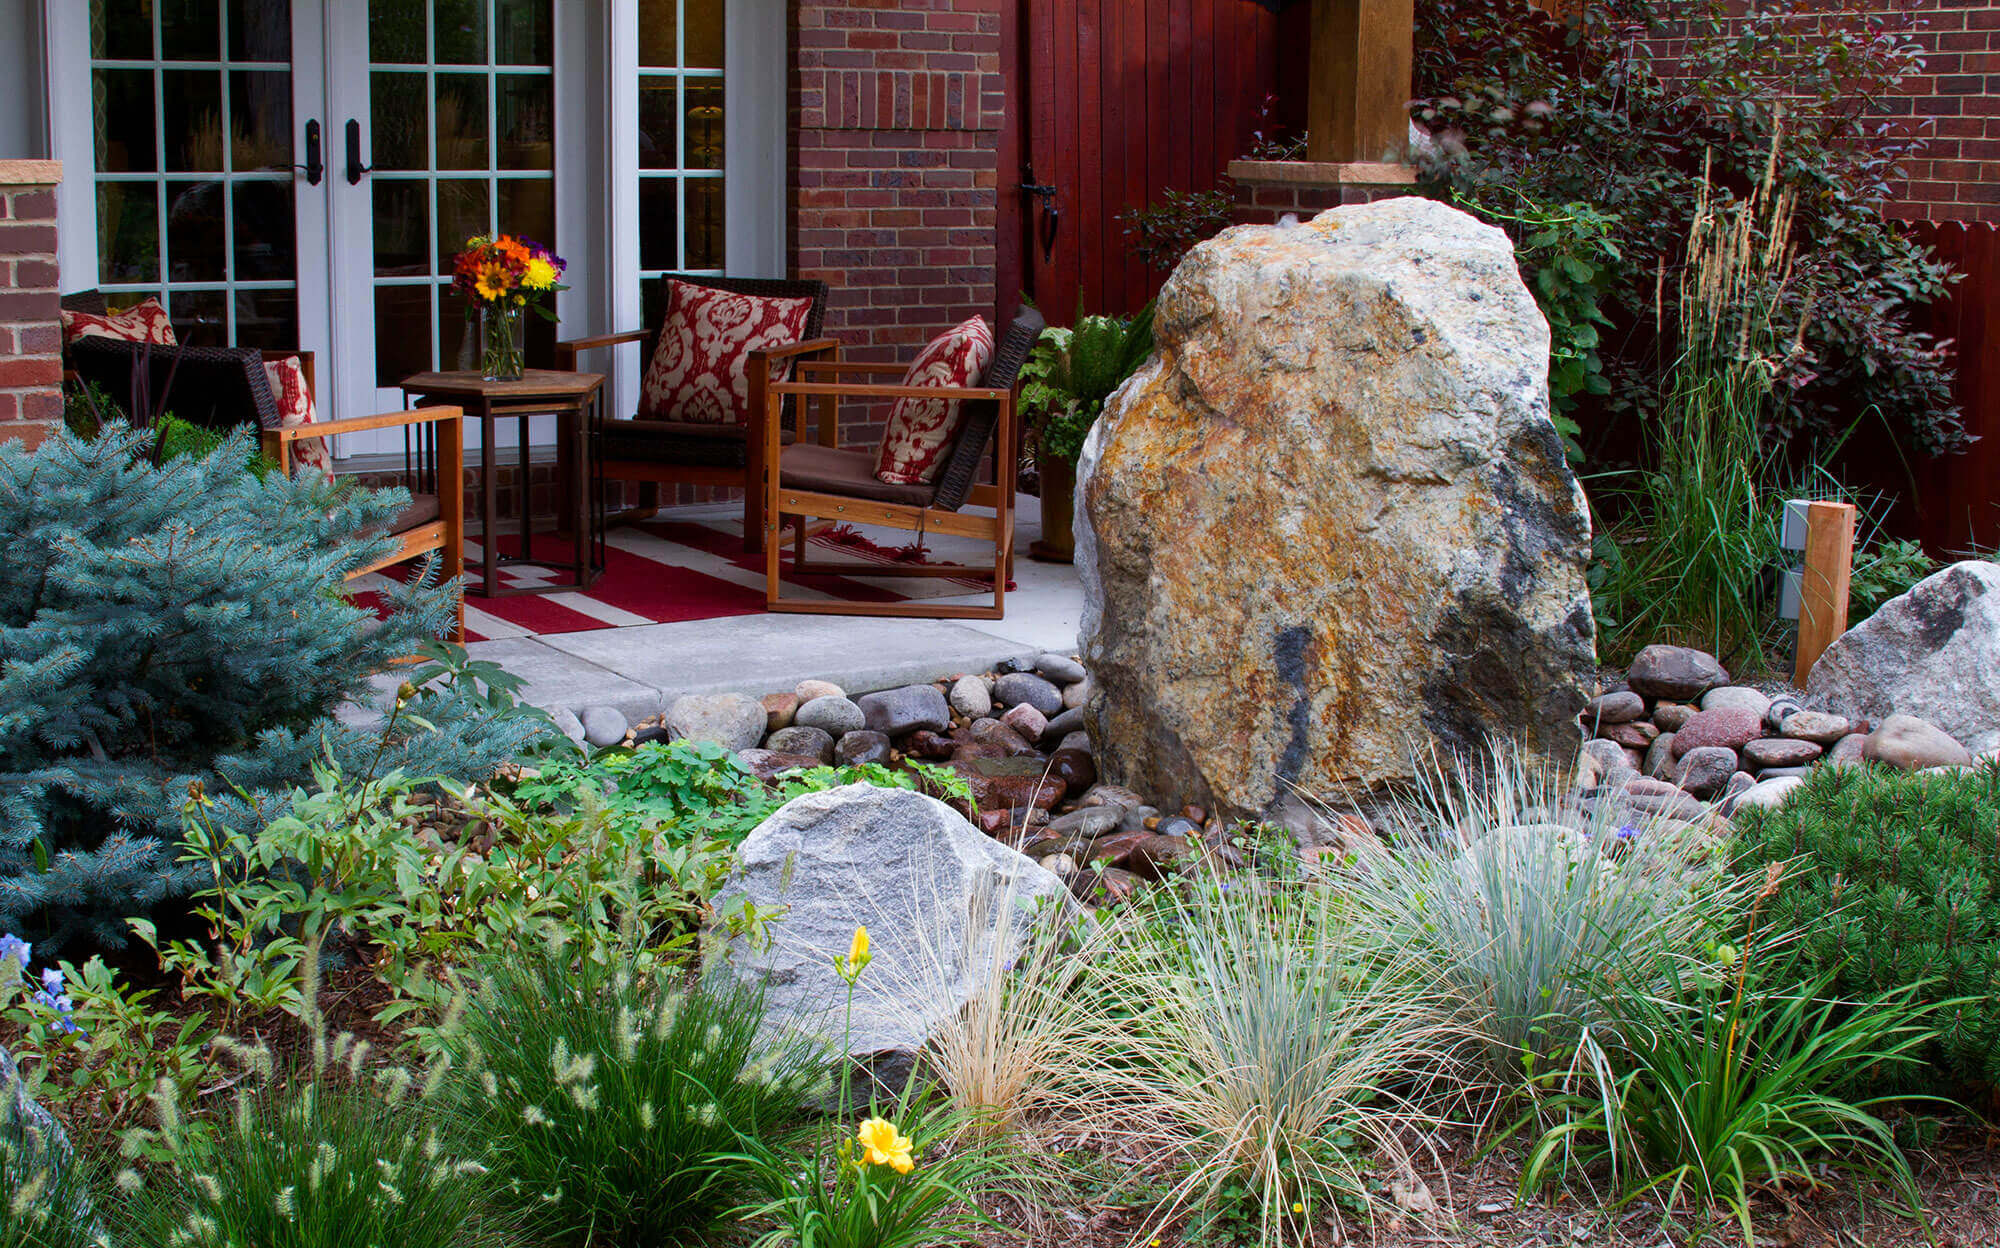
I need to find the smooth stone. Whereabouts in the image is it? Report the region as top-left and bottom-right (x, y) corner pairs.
(1599, 720), (1658, 749)
(738, 748), (827, 781)
(1046, 806), (1123, 839)
(1576, 738), (1629, 788)
(766, 725), (835, 764)
(582, 705), (630, 749)
(1674, 745), (1741, 799)
(795, 695), (867, 738)
(950, 756), (1066, 811)
(1864, 714), (1974, 771)
(1078, 784), (1146, 810)
(1722, 770), (1757, 805)
(1764, 693), (1807, 732)
(1058, 730), (1091, 754)
(1039, 852), (1077, 878)
(795, 679), (845, 703)
(1040, 705), (1086, 744)
(1672, 706), (1763, 756)
(1651, 702), (1696, 731)
(1701, 686), (1773, 720)
(1754, 766), (1813, 781)
(1119, 834), (1195, 880)
(948, 741), (1008, 763)
(1062, 678), (1091, 710)
(1035, 653), (1088, 685)
(833, 729), (893, 767)
(1644, 733), (1679, 781)
(1731, 775), (1805, 814)
(999, 656), (1038, 674)
(1622, 788), (1711, 822)
(1071, 867), (1143, 907)
(1827, 732), (1870, 769)
(1000, 702), (1050, 742)
(992, 672), (1064, 717)
(968, 717), (1041, 758)
(904, 730), (957, 761)
(1048, 747), (1098, 792)
(1622, 776), (1683, 799)
(665, 693), (777, 754)
(1117, 804), (1162, 833)
(630, 723), (672, 748)
(1626, 644), (1730, 701)
(1582, 690), (1646, 726)
(1742, 737), (1822, 770)
(948, 675), (993, 719)
(550, 705), (587, 746)
(857, 684), (952, 736)
(1781, 710), (1853, 745)
(762, 692), (800, 734)
(1600, 764), (1641, 793)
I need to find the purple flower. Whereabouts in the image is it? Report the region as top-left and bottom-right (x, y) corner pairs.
(0, 934), (28, 970)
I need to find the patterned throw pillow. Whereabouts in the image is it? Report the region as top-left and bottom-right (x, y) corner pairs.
(262, 356), (335, 484)
(637, 281), (815, 425)
(874, 317), (995, 486)
(59, 297), (177, 346)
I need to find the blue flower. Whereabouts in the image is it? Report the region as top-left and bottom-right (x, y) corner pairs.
(1615, 824), (1639, 840)
(28, 966), (84, 1038)
(0, 934), (29, 971)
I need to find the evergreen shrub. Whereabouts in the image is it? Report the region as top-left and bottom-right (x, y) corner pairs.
(0, 424), (547, 947)
(1730, 763), (2000, 1093)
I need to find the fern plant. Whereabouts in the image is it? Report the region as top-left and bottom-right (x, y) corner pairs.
(1019, 305), (1156, 465)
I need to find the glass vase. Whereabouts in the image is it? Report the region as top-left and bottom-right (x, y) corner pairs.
(479, 304), (526, 382)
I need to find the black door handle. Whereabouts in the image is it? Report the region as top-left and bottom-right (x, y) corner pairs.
(294, 119), (323, 185)
(344, 119), (372, 185)
(1021, 177), (1059, 264)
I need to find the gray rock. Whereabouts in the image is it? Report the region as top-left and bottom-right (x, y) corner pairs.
(1781, 710), (1853, 745)
(720, 786), (1066, 1091)
(1672, 706), (1763, 756)
(1582, 691), (1646, 726)
(1808, 561), (2000, 754)
(1731, 775), (1805, 815)
(1722, 770), (1757, 806)
(947, 676), (992, 719)
(1601, 764), (1641, 793)
(1045, 806), (1124, 839)
(1074, 198), (1594, 818)
(550, 706), (587, 746)
(1118, 805), (1162, 833)
(1864, 714), (1974, 771)
(1754, 766), (1814, 781)
(581, 706), (630, 749)
(1039, 853), (1077, 878)
(666, 694), (765, 753)
(833, 730), (893, 767)
(1622, 788), (1711, 823)
(1828, 732), (1870, 769)
(795, 679), (845, 703)
(1626, 644), (1730, 701)
(1577, 738), (1629, 788)
(1764, 693), (1807, 733)
(1644, 732), (1679, 781)
(1701, 686), (1773, 720)
(1675, 745), (1740, 798)
(1058, 731), (1091, 754)
(796, 695), (867, 738)
(1041, 705), (1086, 744)
(857, 684), (952, 737)
(1742, 737), (1822, 770)
(766, 725), (835, 764)
(1078, 783), (1146, 809)
(1598, 720), (1658, 749)
(1652, 702), (1696, 732)
(992, 672), (1064, 717)
(1062, 678), (1091, 711)
(1035, 653), (1088, 685)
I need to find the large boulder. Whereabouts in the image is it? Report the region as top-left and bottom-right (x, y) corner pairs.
(1808, 561), (2000, 754)
(719, 785), (1066, 1088)
(1075, 197), (1595, 818)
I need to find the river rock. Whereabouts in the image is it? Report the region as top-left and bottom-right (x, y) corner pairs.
(662, 694), (763, 753)
(762, 692), (800, 733)
(1742, 737), (1821, 770)
(992, 672), (1064, 717)
(1036, 653), (1088, 685)
(1626, 645), (1729, 701)
(1599, 720), (1658, 750)
(1644, 732), (1679, 781)
(721, 785), (1066, 1095)
(1045, 806), (1124, 840)
(1048, 747), (1098, 792)
(1062, 678), (1091, 710)
(1675, 745), (1740, 798)
(550, 706), (587, 746)
(1075, 197), (1595, 818)
(1582, 691), (1646, 726)
(1864, 714), (1974, 771)
(795, 679), (845, 703)
(967, 717), (1040, 757)
(833, 729), (892, 767)
(1731, 775), (1805, 814)
(1781, 710), (1853, 745)
(1000, 703), (1049, 742)
(766, 725), (835, 764)
(1827, 731), (1870, 769)
(795, 695), (866, 738)
(1808, 561), (2000, 754)
(1652, 702), (1696, 732)
(581, 706), (629, 749)
(857, 684), (951, 736)
(1040, 705), (1086, 744)
(1701, 686), (1772, 720)
(1672, 706), (1763, 756)
(948, 675), (992, 719)
(1078, 783), (1147, 810)
(738, 748), (827, 781)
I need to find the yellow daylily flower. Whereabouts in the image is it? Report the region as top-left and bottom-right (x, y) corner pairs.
(855, 1116), (914, 1174)
(834, 925), (873, 984)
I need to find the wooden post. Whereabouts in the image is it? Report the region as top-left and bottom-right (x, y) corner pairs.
(1794, 500), (1857, 687)
(1307, 0), (1417, 164)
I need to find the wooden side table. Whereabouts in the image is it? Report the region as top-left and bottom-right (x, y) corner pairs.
(398, 369), (606, 598)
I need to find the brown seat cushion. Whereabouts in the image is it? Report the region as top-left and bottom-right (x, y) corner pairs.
(599, 418), (795, 469)
(778, 443), (935, 507)
(358, 492), (442, 542)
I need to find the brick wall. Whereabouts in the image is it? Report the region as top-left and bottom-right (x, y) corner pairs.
(1645, 1), (2000, 224)
(791, 0), (1004, 451)
(0, 161), (63, 434)
(1226, 160), (1421, 223)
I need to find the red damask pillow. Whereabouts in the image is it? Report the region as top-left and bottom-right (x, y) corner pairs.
(874, 317), (994, 486)
(262, 356), (335, 484)
(637, 281), (815, 425)
(59, 297), (177, 347)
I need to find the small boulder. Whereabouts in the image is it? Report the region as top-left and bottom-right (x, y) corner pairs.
(796, 695), (867, 738)
(1626, 644), (1729, 701)
(992, 672), (1064, 717)
(1582, 691), (1646, 726)
(1701, 686), (1773, 720)
(739, 748), (827, 781)
(766, 725), (835, 764)
(1035, 653), (1088, 685)
(1576, 738), (1630, 788)
(1781, 710), (1853, 745)
(1827, 732), (1870, 769)
(1062, 678), (1091, 711)
(1058, 730), (1092, 754)
(795, 678), (845, 703)
(1000, 703), (1050, 742)
(762, 692), (800, 734)
(1643, 733), (1679, 781)
(1048, 747), (1098, 792)
(833, 729), (893, 767)
(1078, 783), (1147, 810)
(1599, 720), (1658, 750)
(1864, 714), (1974, 771)
(967, 717), (1040, 757)
(1742, 737), (1822, 770)
(1672, 706), (1763, 757)
(1040, 705), (1086, 745)
(667, 694), (766, 753)
(1651, 702), (1696, 732)
(581, 706), (630, 749)
(1731, 775), (1805, 814)
(550, 706), (587, 746)
(858, 684), (952, 736)
(948, 676), (993, 719)
(1675, 745), (1740, 798)
(1045, 806), (1124, 840)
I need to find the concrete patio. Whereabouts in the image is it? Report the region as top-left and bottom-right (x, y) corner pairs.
(461, 496), (1084, 720)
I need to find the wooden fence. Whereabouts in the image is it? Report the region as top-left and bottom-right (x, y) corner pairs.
(1904, 222), (2000, 556)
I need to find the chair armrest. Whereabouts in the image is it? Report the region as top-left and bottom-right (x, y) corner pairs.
(746, 336), (842, 365)
(554, 329), (649, 371)
(794, 359), (909, 377)
(268, 405), (465, 443)
(768, 381), (1014, 403)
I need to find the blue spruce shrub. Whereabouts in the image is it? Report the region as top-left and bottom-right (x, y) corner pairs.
(0, 424), (549, 946)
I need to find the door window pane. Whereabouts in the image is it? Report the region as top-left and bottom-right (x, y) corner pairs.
(373, 182), (433, 277)
(228, 0), (292, 62)
(434, 0), (487, 65)
(231, 71), (293, 170)
(92, 0), (154, 61)
(436, 180), (492, 272)
(684, 0), (723, 69)
(436, 75), (490, 170)
(161, 0), (222, 61)
(162, 70), (226, 172)
(638, 78), (678, 170)
(685, 81), (723, 170)
(371, 72), (430, 170)
(170, 289), (228, 345)
(496, 0), (553, 67)
(635, 1), (724, 278)
(497, 76), (553, 170)
(97, 182), (160, 283)
(234, 288), (299, 351)
(94, 70), (158, 172)
(233, 181), (295, 279)
(686, 178), (723, 269)
(375, 286), (437, 386)
(639, 180), (678, 271)
(167, 180), (228, 281)
(497, 180), (555, 249)
(637, 0), (677, 69)
(371, 6), (426, 64)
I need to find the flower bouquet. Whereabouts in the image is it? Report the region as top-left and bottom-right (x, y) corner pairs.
(451, 233), (567, 382)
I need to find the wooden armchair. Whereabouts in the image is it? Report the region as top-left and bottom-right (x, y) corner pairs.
(760, 306), (1046, 620)
(555, 274), (838, 553)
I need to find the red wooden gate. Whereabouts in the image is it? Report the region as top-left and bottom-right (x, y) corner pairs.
(1906, 222), (2000, 555)
(1010, 1), (1300, 323)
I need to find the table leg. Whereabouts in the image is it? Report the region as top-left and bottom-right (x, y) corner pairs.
(568, 400), (587, 586)
(517, 410), (533, 569)
(480, 400), (499, 597)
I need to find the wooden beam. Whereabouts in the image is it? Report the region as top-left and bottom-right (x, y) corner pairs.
(1794, 500), (1857, 687)
(1307, 0), (1416, 165)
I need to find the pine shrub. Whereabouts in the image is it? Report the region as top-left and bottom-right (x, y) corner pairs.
(0, 424), (547, 947)
(1730, 763), (2000, 1094)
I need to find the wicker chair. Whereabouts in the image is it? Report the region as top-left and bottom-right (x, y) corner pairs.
(760, 306), (1045, 620)
(554, 274), (836, 554)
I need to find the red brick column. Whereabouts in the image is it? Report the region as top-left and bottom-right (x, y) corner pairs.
(791, 1), (1004, 450)
(0, 161), (63, 440)
(1227, 159), (1418, 223)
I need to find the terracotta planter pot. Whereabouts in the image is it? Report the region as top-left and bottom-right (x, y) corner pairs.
(1029, 453), (1076, 563)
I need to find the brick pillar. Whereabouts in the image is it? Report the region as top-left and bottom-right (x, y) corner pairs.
(1227, 159), (1417, 224)
(0, 161), (63, 440)
(791, 1), (1004, 451)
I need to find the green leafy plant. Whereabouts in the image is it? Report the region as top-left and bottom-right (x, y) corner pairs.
(1118, 187), (1235, 275)
(434, 942), (824, 1248)
(0, 1085), (113, 1248)
(1730, 763), (2000, 1094)
(1847, 536), (1937, 623)
(1018, 305), (1156, 466)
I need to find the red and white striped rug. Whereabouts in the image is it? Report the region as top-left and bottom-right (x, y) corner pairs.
(355, 512), (1003, 642)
